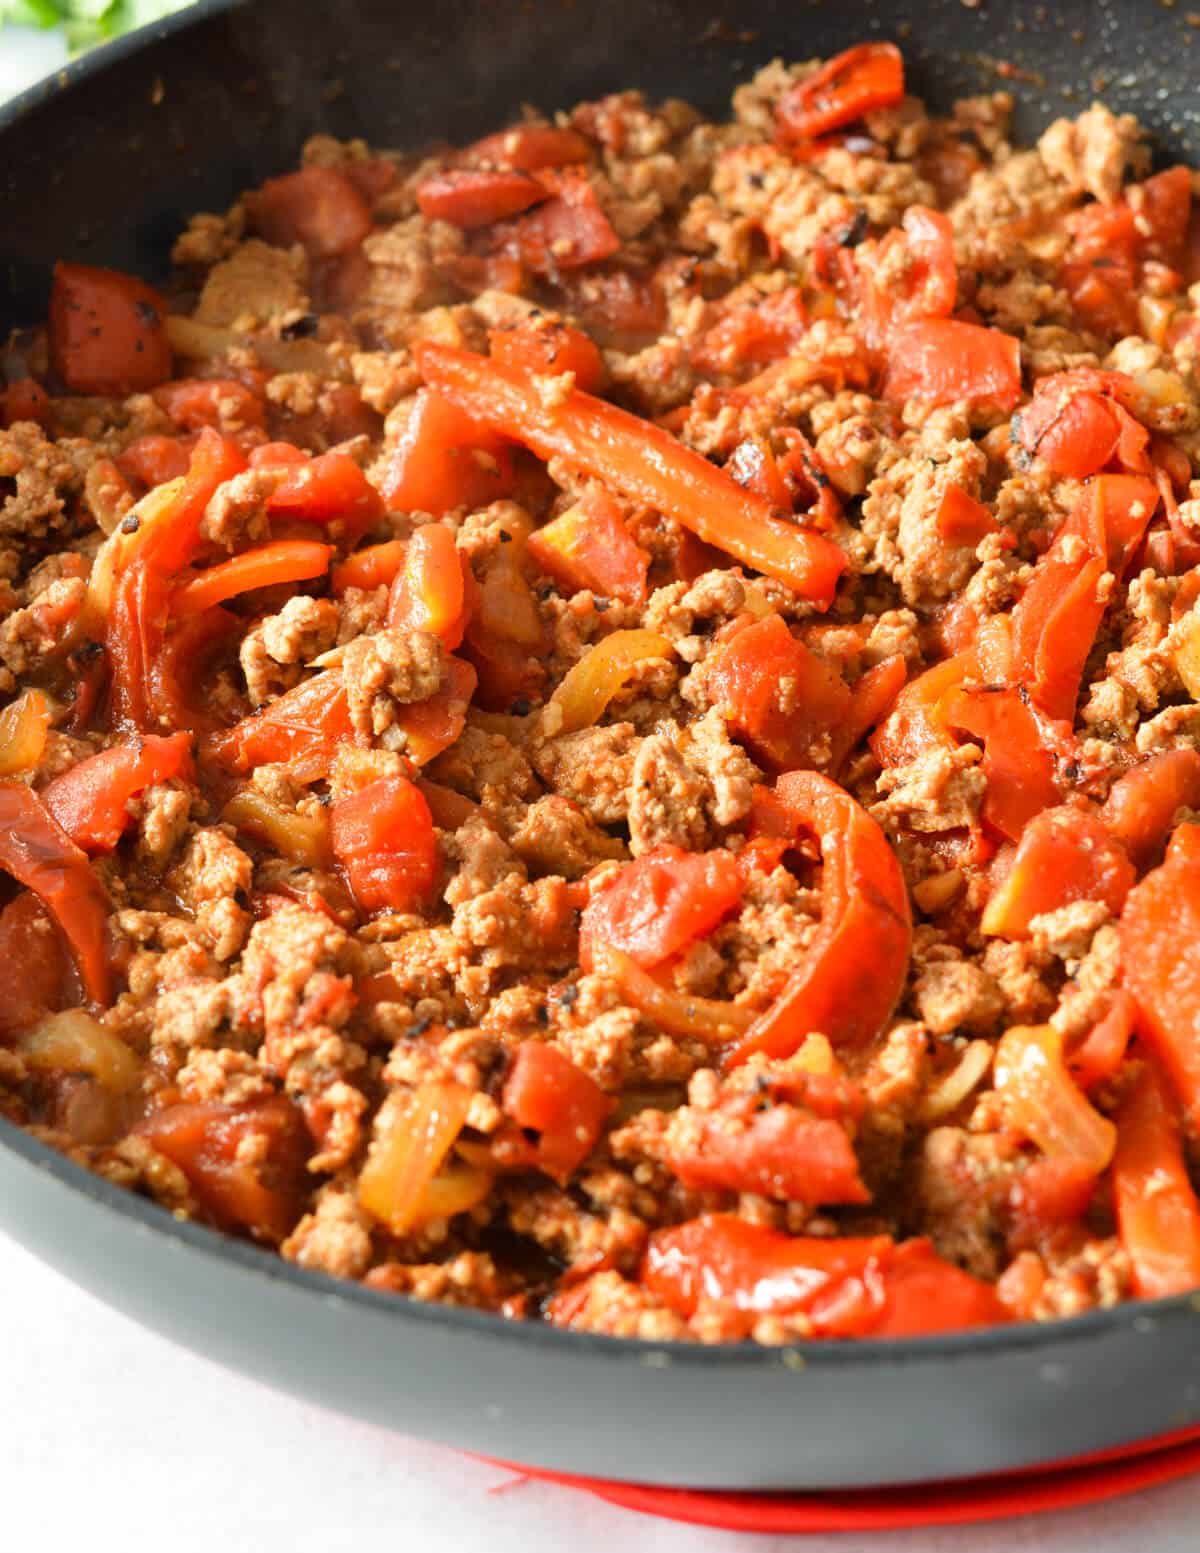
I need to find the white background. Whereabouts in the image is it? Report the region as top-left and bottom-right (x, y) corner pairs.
(2, 20), (1199, 1551)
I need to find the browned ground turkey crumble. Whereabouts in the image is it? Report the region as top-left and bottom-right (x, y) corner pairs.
(4, 53), (1200, 1344)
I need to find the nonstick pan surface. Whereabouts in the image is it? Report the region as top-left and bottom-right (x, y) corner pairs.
(2, 0), (1200, 1492)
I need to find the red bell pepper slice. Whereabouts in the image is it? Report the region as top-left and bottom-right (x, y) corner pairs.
(414, 343), (847, 604)
(725, 770), (911, 1064)
(1120, 826), (1200, 1130)
(775, 43), (905, 143)
(0, 782), (111, 1006)
(415, 168), (548, 229)
(1113, 1057), (1200, 1299)
(173, 540), (332, 617)
(107, 429), (247, 731)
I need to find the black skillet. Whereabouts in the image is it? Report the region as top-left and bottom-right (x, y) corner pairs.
(2, 0), (1200, 1492)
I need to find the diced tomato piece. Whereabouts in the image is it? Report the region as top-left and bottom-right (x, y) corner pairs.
(1102, 749), (1200, 871)
(692, 287), (810, 376)
(42, 732), (193, 855)
(870, 653), (968, 769)
(153, 377), (265, 433)
(579, 846), (743, 972)
(644, 1214), (891, 1318)
(501, 1041), (613, 1182)
(667, 1106), (868, 1205)
(209, 669), (352, 776)
(775, 43), (905, 143)
(243, 166), (372, 258)
(1068, 990), (1137, 1092)
(982, 805), (1135, 939)
(330, 774), (438, 916)
(493, 168), (619, 273)
(467, 124), (592, 171)
(0, 377), (50, 427)
(527, 490), (649, 606)
(935, 484), (998, 547)
(416, 168), (548, 229)
(884, 319), (1022, 412)
(818, 1238), (1008, 1339)
(0, 892), (69, 1036)
(1009, 474), (1158, 723)
(267, 450), (383, 536)
(248, 441), (309, 470)
(1066, 202), (1140, 309)
(942, 686), (1064, 842)
(858, 205), (957, 346)
(49, 261), (172, 396)
(135, 1095), (311, 1242)
(390, 655), (477, 766)
(116, 434), (194, 488)
(488, 316), (605, 393)
(379, 388), (515, 516)
(707, 614), (851, 772)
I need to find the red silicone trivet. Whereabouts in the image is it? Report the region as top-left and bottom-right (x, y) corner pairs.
(483, 1422), (1200, 1533)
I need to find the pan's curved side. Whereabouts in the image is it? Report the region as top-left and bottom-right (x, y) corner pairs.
(3, 1117), (1200, 1490)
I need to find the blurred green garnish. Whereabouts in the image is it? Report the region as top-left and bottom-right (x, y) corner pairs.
(0, 0), (195, 53)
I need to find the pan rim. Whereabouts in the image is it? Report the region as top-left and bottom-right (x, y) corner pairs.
(0, 0), (1197, 1381)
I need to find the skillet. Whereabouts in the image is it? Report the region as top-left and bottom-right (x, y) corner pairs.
(2, 0), (1200, 1492)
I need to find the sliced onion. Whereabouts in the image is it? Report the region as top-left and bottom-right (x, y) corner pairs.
(165, 315), (347, 380)
(994, 1023), (1116, 1175)
(593, 942), (755, 1041)
(547, 629), (672, 735)
(0, 689), (53, 778)
(224, 789), (331, 867)
(920, 1039), (993, 1122)
(20, 1010), (140, 1094)
(358, 1081), (472, 1234)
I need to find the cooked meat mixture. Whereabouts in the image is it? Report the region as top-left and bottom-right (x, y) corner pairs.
(4, 42), (1200, 1344)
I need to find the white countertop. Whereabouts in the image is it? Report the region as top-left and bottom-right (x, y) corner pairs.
(2, 20), (1199, 1551)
